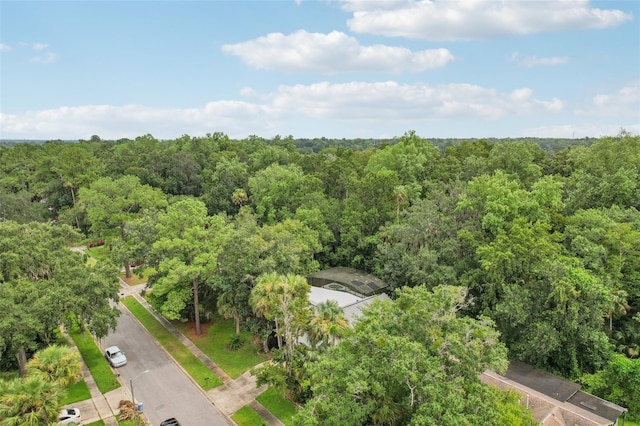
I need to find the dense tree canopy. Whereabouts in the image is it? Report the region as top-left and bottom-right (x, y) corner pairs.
(0, 221), (119, 375)
(1, 130), (639, 419)
(294, 286), (535, 425)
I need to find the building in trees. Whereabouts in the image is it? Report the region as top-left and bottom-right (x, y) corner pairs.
(480, 361), (627, 426)
(307, 266), (388, 298)
(308, 285), (389, 325)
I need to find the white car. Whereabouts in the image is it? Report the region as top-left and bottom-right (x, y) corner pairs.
(58, 408), (81, 424)
(104, 345), (127, 367)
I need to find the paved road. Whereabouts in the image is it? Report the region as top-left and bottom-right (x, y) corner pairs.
(101, 303), (231, 426)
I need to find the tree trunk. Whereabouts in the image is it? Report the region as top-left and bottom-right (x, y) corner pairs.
(16, 346), (28, 378)
(609, 312), (613, 335)
(275, 318), (282, 350)
(193, 278), (201, 335)
(124, 262), (132, 278)
(234, 313), (240, 335)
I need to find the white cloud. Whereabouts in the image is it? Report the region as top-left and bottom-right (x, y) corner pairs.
(271, 81), (563, 120)
(0, 43), (11, 52)
(222, 30), (454, 73)
(0, 81), (564, 139)
(32, 42), (48, 51)
(523, 123), (640, 138)
(575, 82), (640, 117)
(343, 0), (633, 41)
(515, 55), (570, 67)
(0, 102), (279, 140)
(29, 52), (59, 64)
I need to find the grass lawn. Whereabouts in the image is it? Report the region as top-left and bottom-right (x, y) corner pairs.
(87, 245), (111, 262)
(255, 387), (298, 426)
(121, 296), (223, 389)
(62, 379), (91, 404)
(232, 406), (269, 426)
(625, 420), (639, 426)
(0, 371), (19, 381)
(84, 421), (105, 426)
(120, 267), (156, 286)
(68, 324), (120, 394)
(174, 317), (270, 379)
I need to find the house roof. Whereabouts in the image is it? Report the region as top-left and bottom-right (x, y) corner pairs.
(307, 266), (388, 297)
(308, 286), (362, 308)
(308, 286), (389, 324)
(505, 361), (581, 402)
(342, 293), (389, 324)
(567, 391), (628, 424)
(480, 362), (627, 426)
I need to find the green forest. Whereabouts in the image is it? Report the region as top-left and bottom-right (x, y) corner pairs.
(1, 130), (639, 424)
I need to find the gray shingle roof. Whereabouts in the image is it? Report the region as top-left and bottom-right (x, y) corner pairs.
(307, 267), (388, 297)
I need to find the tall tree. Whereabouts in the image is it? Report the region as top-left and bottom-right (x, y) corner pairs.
(210, 208), (267, 337)
(339, 168), (399, 270)
(149, 199), (232, 335)
(0, 221), (119, 376)
(79, 175), (167, 277)
(259, 219), (322, 276)
(248, 163), (324, 225)
(201, 155), (249, 215)
(250, 272), (311, 365)
(565, 133), (640, 212)
(294, 285), (534, 425)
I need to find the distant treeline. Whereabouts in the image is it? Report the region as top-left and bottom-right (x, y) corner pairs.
(0, 135), (597, 154)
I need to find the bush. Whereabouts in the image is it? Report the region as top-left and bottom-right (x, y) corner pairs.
(229, 334), (244, 350)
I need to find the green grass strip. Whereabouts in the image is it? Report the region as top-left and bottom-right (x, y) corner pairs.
(174, 318), (270, 379)
(255, 387), (298, 426)
(232, 405), (269, 426)
(62, 379), (91, 404)
(121, 296), (223, 389)
(68, 325), (120, 394)
(87, 245), (111, 262)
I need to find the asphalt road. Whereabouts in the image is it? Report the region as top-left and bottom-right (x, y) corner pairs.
(101, 303), (231, 426)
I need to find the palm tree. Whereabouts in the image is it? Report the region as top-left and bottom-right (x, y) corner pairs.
(0, 374), (63, 425)
(231, 188), (248, 208)
(250, 272), (311, 364)
(26, 344), (82, 387)
(309, 300), (349, 348)
(607, 288), (629, 335)
(393, 185), (408, 224)
(250, 271), (283, 349)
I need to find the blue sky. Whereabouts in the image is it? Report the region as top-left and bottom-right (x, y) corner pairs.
(1, 0), (638, 140)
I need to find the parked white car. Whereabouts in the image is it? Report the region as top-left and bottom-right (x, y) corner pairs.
(58, 408), (81, 424)
(104, 345), (127, 367)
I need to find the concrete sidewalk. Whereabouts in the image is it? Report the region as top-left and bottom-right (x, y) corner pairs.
(63, 357), (148, 425)
(65, 263), (285, 426)
(123, 283), (284, 426)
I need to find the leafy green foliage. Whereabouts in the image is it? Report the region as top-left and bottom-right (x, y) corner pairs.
(581, 353), (640, 420)
(294, 286), (534, 425)
(0, 221), (120, 375)
(2, 132), (638, 425)
(26, 344), (82, 387)
(148, 198), (232, 334)
(0, 374), (64, 425)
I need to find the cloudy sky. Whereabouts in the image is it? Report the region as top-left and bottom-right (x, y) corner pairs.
(1, 0), (638, 140)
